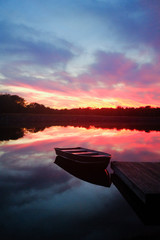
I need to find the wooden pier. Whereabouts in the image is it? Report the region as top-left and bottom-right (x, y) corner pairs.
(111, 161), (160, 225)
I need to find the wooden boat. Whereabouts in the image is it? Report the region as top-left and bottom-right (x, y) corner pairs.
(54, 147), (111, 168)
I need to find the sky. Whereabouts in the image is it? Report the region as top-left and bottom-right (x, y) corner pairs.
(0, 0), (160, 109)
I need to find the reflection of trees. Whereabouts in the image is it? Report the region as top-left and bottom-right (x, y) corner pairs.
(0, 124), (48, 142)
(0, 128), (24, 141)
(0, 126), (47, 141)
(0, 116), (160, 142)
(26, 126), (46, 133)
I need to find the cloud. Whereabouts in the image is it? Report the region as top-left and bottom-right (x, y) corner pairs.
(89, 51), (138, 85)
(0, 1), (160, 108)
(70, 49), (160, 102)
(91, 0), (160, 51)
(0, 21), (75, 68)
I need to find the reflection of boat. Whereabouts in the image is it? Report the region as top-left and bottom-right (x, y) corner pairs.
(54, 156), (111, 187)
(54, 147), (111, 169)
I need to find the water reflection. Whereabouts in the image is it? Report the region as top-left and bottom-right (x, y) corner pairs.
(55, 156), (111, 187)
(1, 126), (160, 163)
(0, 125), (160, 239)
(1, 116), (160, 142)
(0, 127), (24, 141)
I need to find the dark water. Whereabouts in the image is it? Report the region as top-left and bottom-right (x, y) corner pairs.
(0, 126), (160, 240)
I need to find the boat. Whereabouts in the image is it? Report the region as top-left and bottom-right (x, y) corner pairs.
(55, 156), (111, 187)
(54, 147), (111, 168)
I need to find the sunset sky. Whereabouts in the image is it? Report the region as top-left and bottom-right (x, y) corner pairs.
(0, 0), (160, 109)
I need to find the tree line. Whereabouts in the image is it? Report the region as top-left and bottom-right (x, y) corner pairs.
(0, 93), (160, 117)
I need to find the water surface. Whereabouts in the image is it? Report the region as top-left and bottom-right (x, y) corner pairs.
(0, 126), (160, 239)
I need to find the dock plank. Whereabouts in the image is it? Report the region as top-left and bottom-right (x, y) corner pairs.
(111, 162), (160, 204)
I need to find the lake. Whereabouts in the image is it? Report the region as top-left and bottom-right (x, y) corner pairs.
(0, 125), (160, 240)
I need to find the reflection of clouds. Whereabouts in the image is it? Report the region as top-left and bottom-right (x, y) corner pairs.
(0, 126), (160, 175)
(1, 181), (159, 240)
(112, 149), (160, 163)
(1, 126), (160, 156)
(0, 163), (75, 207)
(0, 135), (82, 212)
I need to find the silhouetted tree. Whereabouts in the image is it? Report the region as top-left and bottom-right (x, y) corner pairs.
(0, 94), (26, 113)
(0, 93), (160, 117)
(27, 103), (47, 113)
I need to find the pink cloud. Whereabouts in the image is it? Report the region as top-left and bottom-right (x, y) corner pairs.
(1, 49), (160, 108)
